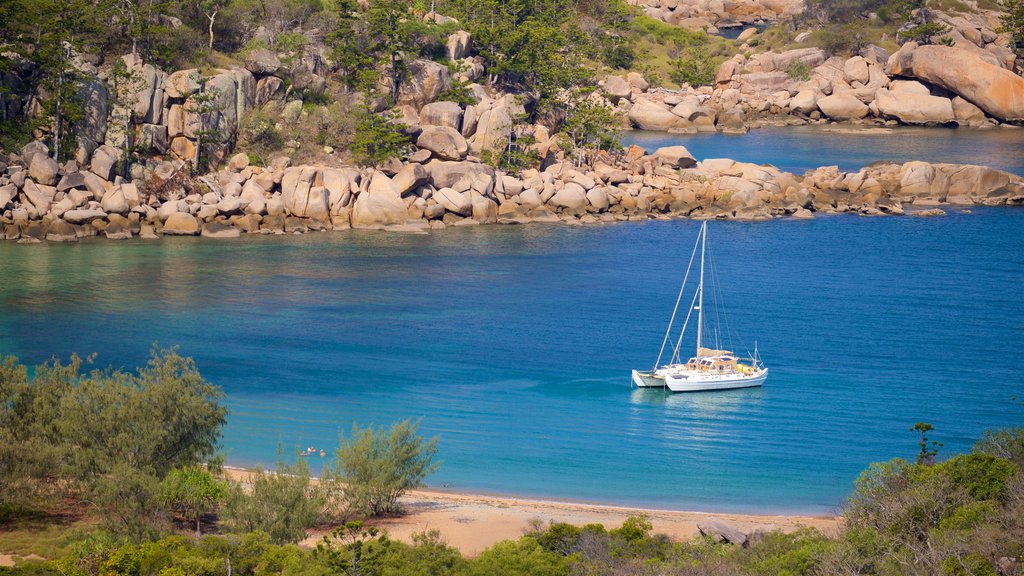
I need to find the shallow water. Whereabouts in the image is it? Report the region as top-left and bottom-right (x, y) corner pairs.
(622, 125), (1024, 176)
(1, 210), (1023, 514)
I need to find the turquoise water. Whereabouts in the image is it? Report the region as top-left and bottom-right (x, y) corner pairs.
(623, 126), (1024, 176)
(1, 211), (1023, 514)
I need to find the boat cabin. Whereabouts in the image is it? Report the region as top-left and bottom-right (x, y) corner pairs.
(686, 353), (738, 372)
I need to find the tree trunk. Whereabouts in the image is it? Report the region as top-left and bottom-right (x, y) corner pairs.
(207, 9), (218, 51)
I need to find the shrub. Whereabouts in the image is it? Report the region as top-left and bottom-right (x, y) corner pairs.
(349, 107), (412, 168)
(974, 428), (1024, 467)
(898, 22), (950, 44)
(669, 44), (720, 87)
(223, 458), (324, 545)
(786, 61), (812, 81)
(333, 419), (439, 517)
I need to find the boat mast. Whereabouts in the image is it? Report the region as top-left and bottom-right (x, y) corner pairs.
(696, 221), (706, 357)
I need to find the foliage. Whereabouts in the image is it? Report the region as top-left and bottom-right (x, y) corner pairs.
(973, 427), (1024, 467)
(786, 61), (813, 81)
(810, 21), (872, 56)
(898, 22), (950, 44)
(223, 457), (324, 545)
(0, 349), (226, 532)
(1000, 0), (1024, 53)
(559, 96), (622, 167)
(669, 44), (720, 87)
(161, 466), (227, 536)
(911, 421), (942, 465)
(349, 104), (412, 168)
(333, 419), (439, 517)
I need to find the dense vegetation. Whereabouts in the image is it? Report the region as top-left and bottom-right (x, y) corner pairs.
(2, 352), (1023, 575)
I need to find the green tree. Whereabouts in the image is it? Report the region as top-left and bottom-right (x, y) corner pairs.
(669, 43), (718, 87)
(558, 95), (621, 167)
(911, 422), (941, 465)
(463, 537), (569, 576)
(999, 0), (1024, 53)
(348, 79), (411, 168)
(184, 73), (226, 171)
(314, 521), (391, 576)
(0, 349), (226, 535)
(333, 419), (439, 517)
(161, 466), (227, 536)
(366, 0), (417, 105)
(223, 457), (324, 544)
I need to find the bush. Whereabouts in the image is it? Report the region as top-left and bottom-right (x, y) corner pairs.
(669, 44), (720, 87)
(349, 107), (412, 168)
(333, 419), (439, 517)
(223, 458), (324, 545)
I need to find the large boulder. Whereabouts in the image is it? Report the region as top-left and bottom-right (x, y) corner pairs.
(604, 75), (632, 102)
(394, 59), (451, 109)
(417, 126), (469, 160)
(469, 95), (521, 154)
(165, 69), (201, 98)
(651, 146), (697, 169)
(697, 519), (747, 546)
(816, 93), (869, 120)
(244, 49), (281, 75)
(628, 99), (690, 131)
(90, 145), (121, 180)
(100, 186), (129, 214)
(162, 212), (200, 235)
(419, 101), (464, 130)
(446, 31), (472, 61)
(351, 171), (408, 228)
(549, 183), (588, 210)
(433, 187), (472, 215)
(392, 163), (429, 195)
(890, 44), (1024, 121)
(790, 89), (821, 114)
(21, 181), (57, 214)
(29, 154), (59, 186)
(425, 160), (495, 189)
(875, 89), (955, 124)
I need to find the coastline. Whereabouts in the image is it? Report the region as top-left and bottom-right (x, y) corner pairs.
(224, 467), (842, 555)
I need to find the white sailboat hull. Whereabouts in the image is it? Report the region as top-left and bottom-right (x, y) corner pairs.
(665, 369), (768, 393)
(631, 370), (666, 388)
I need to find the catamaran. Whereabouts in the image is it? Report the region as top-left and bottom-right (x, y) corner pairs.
(631, 221), (767, 393)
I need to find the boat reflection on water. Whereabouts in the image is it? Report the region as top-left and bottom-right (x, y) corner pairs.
(629, 386), (766, 413)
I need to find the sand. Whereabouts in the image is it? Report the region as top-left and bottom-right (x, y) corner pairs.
(359, 489), (840, 555)
(226, 468), (840, 555)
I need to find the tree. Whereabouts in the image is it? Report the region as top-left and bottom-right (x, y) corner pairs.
(349, 95), (411, 167)
(999, 0), (1024, 54)
(162, 466), (227, 536)
(333, 419), (439, 517)
(328, 0), (375, 90)
(669, 43), (718, 87)
(911, 422), (941, 465)
(196, 0), (230, 51)
(0, 349), (226, 526)
(184, 73), (226, 171)
(558, 95), (621, 168)
(365, 0), (420, 105)
(223, 457), (324, 544)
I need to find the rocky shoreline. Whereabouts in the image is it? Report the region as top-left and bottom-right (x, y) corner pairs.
(3, 139), (1022, 243)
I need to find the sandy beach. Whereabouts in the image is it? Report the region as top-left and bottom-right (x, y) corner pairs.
(357, 488), (843, 556)
(224, 469), (841, 555)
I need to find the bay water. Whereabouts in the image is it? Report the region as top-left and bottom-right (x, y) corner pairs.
(622, 126), (1024, 176)
(1, 210), (1022, 514)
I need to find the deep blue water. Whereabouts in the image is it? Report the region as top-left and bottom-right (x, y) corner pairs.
(1, 211), (1023, 514)
(623, 126), (1024, 176)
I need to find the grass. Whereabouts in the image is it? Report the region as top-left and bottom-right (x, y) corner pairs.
(0, 512), (96, 560)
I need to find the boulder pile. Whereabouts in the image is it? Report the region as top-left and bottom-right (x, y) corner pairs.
(3, 139), (1022, 242)
(615, 9), (1021, 132)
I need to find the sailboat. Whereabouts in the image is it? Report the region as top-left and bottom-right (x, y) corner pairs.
(631, 221), (768, 393)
